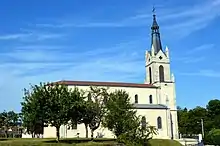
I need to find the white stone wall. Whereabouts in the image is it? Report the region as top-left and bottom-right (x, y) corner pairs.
(43, 84), (177, 139)
(44, 108), (170, 139)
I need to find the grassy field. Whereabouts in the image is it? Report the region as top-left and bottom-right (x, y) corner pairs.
(0, 138), (182, 146)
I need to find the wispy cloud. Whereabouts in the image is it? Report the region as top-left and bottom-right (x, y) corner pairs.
(33, 0), (220, 38)
(174, 56), (205, 64)
(173, 44), (215, 63)
(0, 39), (144, 78)
(0, 34), (29, 40)
(180, 69), (220, 77)
(0, 31), (64, 42)
(186, 44), (215, 54)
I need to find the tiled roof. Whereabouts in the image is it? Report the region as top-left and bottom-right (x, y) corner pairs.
(53, 80), (158, 88)
(134, 104), (168, 109)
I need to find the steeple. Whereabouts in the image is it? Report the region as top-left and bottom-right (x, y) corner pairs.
(151, 8), (163, 55)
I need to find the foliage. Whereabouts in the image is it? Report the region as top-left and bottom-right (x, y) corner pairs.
(206, 129), (220, 145)
(21, 82), (84, 142)
(117, 116), (157, 146)
(102, 90), (138, 137)
(206, 99), (220, 129)
(102, 90), (157, 146)
(76, 95), (97, 138)
(178, 99), (220, 144)
(0, 111), (21, 138)
(86, 86), (109, 140)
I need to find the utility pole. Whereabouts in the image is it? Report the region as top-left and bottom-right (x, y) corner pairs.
(201, 119), (204, 139)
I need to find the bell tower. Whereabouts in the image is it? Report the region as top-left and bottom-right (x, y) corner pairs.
(144, 9), (179, 139)
(145, 10), (172, 84)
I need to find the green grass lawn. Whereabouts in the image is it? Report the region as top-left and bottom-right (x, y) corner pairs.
(0, 138), (182, 146)
(149, 139), (182, 146)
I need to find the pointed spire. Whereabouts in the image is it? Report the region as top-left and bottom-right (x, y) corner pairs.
(150, 7), (163, 55)
(151, 44), (155, 56)
(165, 46), (169, 58)
(171, 73), (175, 82)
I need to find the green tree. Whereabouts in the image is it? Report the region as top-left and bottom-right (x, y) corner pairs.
(21, 82), (83, 142)
(21, 85), (47, 138)
(177, 107), (189, 135)
(206, 99), (220, 129)
(187, 106), (208, 134)
(86, 86), (109, 140)
(103, 90), (156, 146)
(76, 93), (97, 138)
(207, 129), (220, 145)
(103, 90), (137, 137)
(42, 83), (82, 142)
(0, 111), (19, 138)
(117, 115), (157, 146)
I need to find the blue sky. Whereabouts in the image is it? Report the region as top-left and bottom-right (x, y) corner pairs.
(0, 0), (220, 112)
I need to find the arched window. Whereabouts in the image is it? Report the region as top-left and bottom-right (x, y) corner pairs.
(157, 116), (162, 129)
(159, 65), (164, 82)
(149, 67), (152, 84)
(141, 116), (146, 128)
(149, 95), (153, 104)
(135, 94), (138, 103)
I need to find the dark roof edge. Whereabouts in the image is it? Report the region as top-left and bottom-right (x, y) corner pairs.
(53, 80), (159, 89)
(133, 104), (168, 109)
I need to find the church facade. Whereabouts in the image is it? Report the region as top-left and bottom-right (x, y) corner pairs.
(43, 13), (179, 140)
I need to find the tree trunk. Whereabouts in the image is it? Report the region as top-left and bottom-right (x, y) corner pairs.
(56, 126), (60, 142)
(85, 124), (88, 138)
(91, 129), (94, 141)
(5, 130), (8, 138)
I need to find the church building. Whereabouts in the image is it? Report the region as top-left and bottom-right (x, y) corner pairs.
(43, 12), (179, 140)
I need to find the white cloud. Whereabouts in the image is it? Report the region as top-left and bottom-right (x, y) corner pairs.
(0, 39), (146, 111)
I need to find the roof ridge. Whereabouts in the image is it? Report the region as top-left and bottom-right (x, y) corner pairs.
(53, 80), (158, 88)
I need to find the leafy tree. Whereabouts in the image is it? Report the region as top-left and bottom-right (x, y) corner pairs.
(103, 90), (156, 146)
(206, 99), (220, 129)
(21, 84), (47, 137)
(67, 87), (86, 137)
(177, 107), (189, 135)
(0, 111), (19, 138)
(103, 90), (138, 137)
(42, 83), (82, 142)
(117, 115), (157, 146)
(86, 86), (109, 140)
(76, 93), (97, 138)
(187, 106), (208, 134)
(21, 82), (83, 142)
(207, 129), (220, 145)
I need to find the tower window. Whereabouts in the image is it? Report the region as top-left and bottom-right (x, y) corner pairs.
(149, 95), (153, 104)
(135, 94), (138, 103)
(149, 67), (152, 84)
(159, 56), (163, 60)
(157, 116), (162, 129)
(159, 65), (164, 82)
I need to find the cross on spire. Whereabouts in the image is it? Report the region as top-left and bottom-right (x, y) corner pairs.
(150, 6), (163, 55)
(152, 6), (156, 15)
